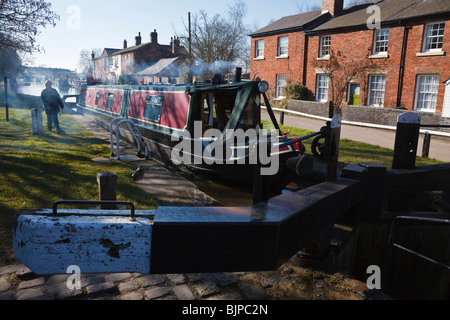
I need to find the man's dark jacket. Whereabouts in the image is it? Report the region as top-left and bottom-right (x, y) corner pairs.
(41, 88), (64, 114)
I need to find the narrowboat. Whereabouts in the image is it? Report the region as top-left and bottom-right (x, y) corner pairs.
(76, 78), (312, 188)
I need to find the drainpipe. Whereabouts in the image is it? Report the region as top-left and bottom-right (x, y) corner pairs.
(397, 23), (411, 108)
(302, 33), (309, 87)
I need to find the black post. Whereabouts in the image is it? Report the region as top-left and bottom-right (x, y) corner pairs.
(325, 114), (342, 182)
(390, 112), (421, 212)
(4, 76), (9, 122)
(253, 141), (271, 204)
(422, 131), (431, 158)
(392, 112), (421, 170)
(279, 110), (285, 125)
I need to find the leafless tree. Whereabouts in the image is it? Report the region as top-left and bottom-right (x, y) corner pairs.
(313, 49), (383, 115)
(0, 0), (59, 54)
(177, 1), (251, 79)
(78, 48), (103, 74)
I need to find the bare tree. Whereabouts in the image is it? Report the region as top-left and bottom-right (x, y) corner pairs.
(178, 1), (250, 79)
(78, 49), (103, 74)
(0, 0), (59, 54)
(313, 49), (383, 115)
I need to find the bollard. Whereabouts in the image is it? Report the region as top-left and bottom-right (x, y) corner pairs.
(422, 131), (431, 158)
(279, 110), (285, 125)
(31, 108), (43, 134)
(97, 172), (118, 209)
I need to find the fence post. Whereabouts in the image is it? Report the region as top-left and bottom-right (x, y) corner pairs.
(31, 108), (43, 135)
(279, 110), (285, 125)
(422, 131), (431, 158)
(97, 172), (118, 209)
(392, 112), (421, 170)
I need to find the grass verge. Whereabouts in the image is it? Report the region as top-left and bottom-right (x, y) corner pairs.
(0, 103), (158, 265)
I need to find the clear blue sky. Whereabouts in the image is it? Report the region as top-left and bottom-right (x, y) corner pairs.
(30, 0), (329, 71)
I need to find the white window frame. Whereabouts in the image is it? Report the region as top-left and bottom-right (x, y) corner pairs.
(368, 74), (386, 108)
(277, 36), (289, 57)
(373, 29), (390, 55)
(414, 75), (440, 112)
(255, 40), (264, 58)
(319, 35), (331, 58)
(422, 22), (445, 52)
(316, 74), (329, 102)
(276, 74), (287, 99)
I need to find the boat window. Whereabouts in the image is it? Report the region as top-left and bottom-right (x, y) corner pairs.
(144, 95), (163, 122)
(240, 93), (261, 129)
(201, 92), (236, 132)
(95, 92), (100, 107)
(106, 93), (114, 111)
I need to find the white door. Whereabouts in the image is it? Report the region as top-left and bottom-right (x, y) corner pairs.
(443, 79), (450, 118)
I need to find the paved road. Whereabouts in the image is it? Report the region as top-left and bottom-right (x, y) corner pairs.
(263, 111), (450, 163)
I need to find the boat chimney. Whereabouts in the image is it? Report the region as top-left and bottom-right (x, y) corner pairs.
(123, 39), (128, 49)
(151, 29), (158, 44)
(135, 32), (142, 46)
(235, 67), (242, 82)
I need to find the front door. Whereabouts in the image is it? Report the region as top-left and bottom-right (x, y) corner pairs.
(348, 83), (360, 106)
(443, 79), (450, 118)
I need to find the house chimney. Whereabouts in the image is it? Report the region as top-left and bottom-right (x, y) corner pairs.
(151, 29), (158, 44)
(172, 36), (180, 54)
(135, 32), (142, 46)
(322, 0), (344, 17)
(91, 51), (95, 60)
(123, 39), (128, 49)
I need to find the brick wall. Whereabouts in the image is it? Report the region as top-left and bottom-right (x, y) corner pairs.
(250, 31), (306, 100)
(288, 100), (450, 133)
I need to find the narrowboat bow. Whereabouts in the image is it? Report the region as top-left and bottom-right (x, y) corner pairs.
(77, 79), (312, 188)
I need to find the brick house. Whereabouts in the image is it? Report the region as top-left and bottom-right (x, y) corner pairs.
(250, 0), (450, 117)
(91, 30), (187, 84)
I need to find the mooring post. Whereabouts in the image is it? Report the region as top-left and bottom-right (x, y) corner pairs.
(325, 114), (342, 182)
(97, 172), (118, 209)
(31, 108), (43, 135)
(279, 110), (285, 125)
(392, 112), (421, 169)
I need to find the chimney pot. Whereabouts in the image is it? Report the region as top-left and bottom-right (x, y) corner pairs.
(135, 32), (142, 46)
(123, 39), (128, 49)
(151, 29), (158, 44)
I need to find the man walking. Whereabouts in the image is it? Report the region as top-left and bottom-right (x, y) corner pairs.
(41, 80), (64, 134)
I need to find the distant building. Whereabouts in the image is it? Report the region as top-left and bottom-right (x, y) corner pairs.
(250, 0), (450, 116)
(91, 30), (187, 84)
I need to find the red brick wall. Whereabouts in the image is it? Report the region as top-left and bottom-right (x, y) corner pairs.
(304, 20), (450, 114)
(250, 31), (307, 100)
(251, 17), (450, 115)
